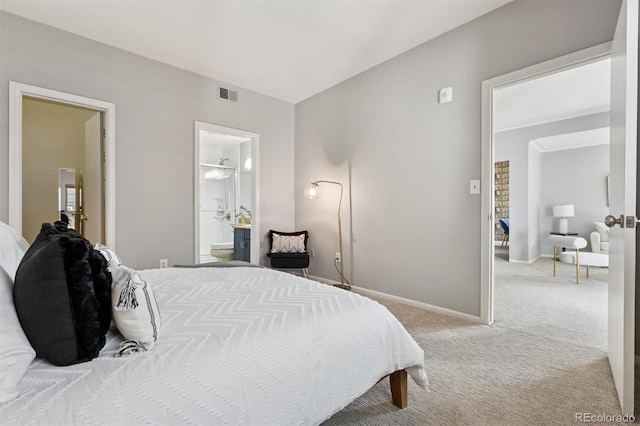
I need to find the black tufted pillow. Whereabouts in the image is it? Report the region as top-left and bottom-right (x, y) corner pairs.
(13, 222), (112, 366)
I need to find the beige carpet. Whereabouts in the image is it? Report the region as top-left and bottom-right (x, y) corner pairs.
(323, 256), (624, 425)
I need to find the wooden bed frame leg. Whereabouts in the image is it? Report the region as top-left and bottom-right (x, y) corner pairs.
(390, 369), (407, 408)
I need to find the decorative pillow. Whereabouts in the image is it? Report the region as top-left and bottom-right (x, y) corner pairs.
(0, 221), (30, 280)
(13, 222), (112, 366)
(95, 242), (122, 265)
(594, 222), (610, 242)
(271, 232), (307, 253)
(109, 262), (160, 355)
(0, 267), (35, 403)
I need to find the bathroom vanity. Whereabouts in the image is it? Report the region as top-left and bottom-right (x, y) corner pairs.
(233, 225), (251, 262)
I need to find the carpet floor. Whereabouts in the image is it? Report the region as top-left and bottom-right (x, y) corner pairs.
(323, 256), (623, 425)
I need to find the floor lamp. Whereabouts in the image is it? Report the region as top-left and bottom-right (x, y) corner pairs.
(304, 180), (348, 289)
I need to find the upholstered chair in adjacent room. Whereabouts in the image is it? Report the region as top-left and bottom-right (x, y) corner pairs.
(590, 222), (610, 254)
(499, 218), (509, 247)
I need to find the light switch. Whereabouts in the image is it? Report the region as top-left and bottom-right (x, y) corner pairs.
(438, 87), (453, 104)
(470, 180), (480, 195)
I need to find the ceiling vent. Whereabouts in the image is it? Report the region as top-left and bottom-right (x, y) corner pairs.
(218, 86), (238, 102)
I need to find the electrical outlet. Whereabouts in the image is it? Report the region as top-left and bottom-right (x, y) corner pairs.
(309, 249), (316, 258)
(159, 259), (168, 268)
(335, 252), (341, 263)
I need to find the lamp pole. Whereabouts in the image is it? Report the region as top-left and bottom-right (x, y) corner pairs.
(311, 180), (346, 288)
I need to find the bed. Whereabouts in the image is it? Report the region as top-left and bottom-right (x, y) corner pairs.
(0, 226), (428, 425)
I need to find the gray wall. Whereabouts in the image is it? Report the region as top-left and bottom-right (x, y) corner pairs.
(494, 112), (610, 262)
(495, 130), (529, 262)
(528, 144), (542, 262)
(540, 145), (610, 255)
(0, 11), (295, 269)
(295, 0), (620, 316)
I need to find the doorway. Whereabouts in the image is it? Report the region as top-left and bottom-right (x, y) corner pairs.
(193, 122), (259, 264)
(9, 82), (116, 247)
(21, 97), (104, 243)
(483, 3), (640, 416)
(480, 42), (613, 325)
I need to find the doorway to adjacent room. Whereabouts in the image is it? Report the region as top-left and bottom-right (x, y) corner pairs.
(8, 82), (116, 247)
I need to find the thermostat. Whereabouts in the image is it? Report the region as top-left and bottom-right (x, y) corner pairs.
(438, 87), (453, 104)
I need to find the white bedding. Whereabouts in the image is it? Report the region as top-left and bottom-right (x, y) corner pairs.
(2, 266), (427, 425)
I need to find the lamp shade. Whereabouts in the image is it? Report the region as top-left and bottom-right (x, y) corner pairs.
(553, 204), (574, 218)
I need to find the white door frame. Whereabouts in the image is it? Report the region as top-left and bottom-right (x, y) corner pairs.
(193, 121), (260, 264)
(9, 82), (116, 247)
(480, 42), (612, 325)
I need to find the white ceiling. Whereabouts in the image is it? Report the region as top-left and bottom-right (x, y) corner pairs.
(201, 132), (250, 149)
(493, 58), (611, 152)
(531, 127), (609, 153)
(494, 58), (611, 132)
(0, 0), (512, 103)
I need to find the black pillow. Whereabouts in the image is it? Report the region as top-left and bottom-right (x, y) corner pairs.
(13, 222), (112, 366)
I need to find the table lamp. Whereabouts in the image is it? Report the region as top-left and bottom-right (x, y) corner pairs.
(553, 204), (574, 234)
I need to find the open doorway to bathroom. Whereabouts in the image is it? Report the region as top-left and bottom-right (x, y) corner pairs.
(194, 122), (259, 264)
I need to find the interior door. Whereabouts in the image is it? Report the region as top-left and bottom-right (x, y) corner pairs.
(607, 0), (638, 415)
(75, 169), (84, 236)
(83, 112), (103, 243)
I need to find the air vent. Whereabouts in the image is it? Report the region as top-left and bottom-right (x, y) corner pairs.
(218, 86), (238, 102)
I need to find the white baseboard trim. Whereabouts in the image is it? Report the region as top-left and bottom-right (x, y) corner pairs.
(540, 254), (554, 259)
(509, 256), (541, 265)
(309, 275), (482, 323)
(308, 275), (342, 286)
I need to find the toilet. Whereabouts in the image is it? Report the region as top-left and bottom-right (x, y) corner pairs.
(210, 242), (234, 261)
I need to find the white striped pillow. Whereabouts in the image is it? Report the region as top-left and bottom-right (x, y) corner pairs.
(108, 263), (160, 355)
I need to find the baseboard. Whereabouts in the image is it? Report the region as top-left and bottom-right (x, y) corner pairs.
(509, 256), (541, 265)
(309, 275), (343, 286)
(309, 275), (482, 323)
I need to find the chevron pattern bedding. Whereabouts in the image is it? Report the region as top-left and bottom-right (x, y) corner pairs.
(2, 266), (428, 425)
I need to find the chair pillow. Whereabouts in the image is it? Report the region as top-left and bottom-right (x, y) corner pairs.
(0, 221), (30, 280)
(594, 222), (610, 242)
(109, 262), (160, 354)
(271, 232), (306, 253)
(0, 267), (35, 403)
(13, 222), (112, 366)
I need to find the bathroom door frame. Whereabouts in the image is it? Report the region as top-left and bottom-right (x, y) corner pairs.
(8, 81), (116, 247)
(193, 121), (260, 264)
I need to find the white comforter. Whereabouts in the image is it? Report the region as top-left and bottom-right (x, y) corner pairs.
(2, 267), (427, 425)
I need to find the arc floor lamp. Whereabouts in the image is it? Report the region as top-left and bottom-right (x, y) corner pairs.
(304, 180), (348, 289)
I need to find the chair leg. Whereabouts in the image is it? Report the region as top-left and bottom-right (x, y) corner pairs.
(553, 246), (557, 277)
(303, 268), (309, 278)
(575, 249), (580, 284)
